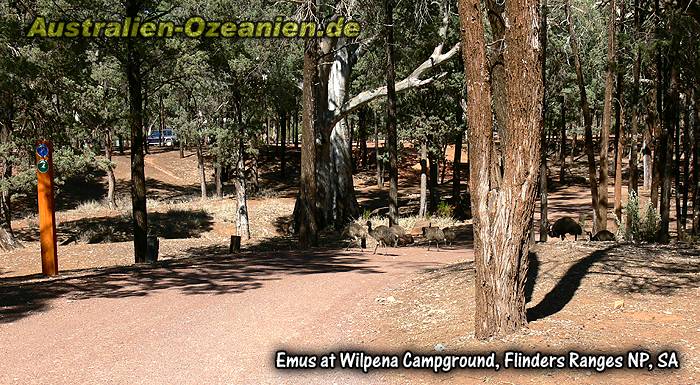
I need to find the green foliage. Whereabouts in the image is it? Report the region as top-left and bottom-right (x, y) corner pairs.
(622, 191), (660, 243)
(436, 201), (454, 219)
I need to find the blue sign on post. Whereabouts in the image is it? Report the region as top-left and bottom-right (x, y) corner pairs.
(36, 143), (49, 158)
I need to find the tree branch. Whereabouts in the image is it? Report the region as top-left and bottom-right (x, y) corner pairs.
(334, 41), (460, 123)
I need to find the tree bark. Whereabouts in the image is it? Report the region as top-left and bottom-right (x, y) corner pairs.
(358, 107), (368, 169)
(566, 0), (602, 232)
(598, 0), (615, 231)
(452, 119), (465, 202)
(628, 0), (641, 196)
(197, 139), (207, 200)
(659, 63), (678, 243)
(385, 0), (398, 226)
(559, 95), (566, 183)
(104, 129), (117, 208)
(419, 139), (428, 217)
(215, 162), (223, 198)
(126, 2), (148, 263)
(458, 0), (543, 339)
(375, 118), (383, 187)
(279, 110), (287, 178)
(540, 0), (548, 242)
(692, 90), (700, 235)
(298, 34), (320, 248)
(0, 100), (20, 251)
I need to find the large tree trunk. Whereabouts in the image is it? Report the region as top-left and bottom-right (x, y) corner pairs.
(298, 36), (321, 248)
(628, 0), (641, 196)
(458, 0), (543, 339)
(598, 0), (616, 231)
(126, 3), (148, 263)
(692, 90), (700, 235)
(566, 0), (601, 232)
(0, 96), (20, 251)
(385, 0), (399, 226)
(540, 0), (548, 242)
(681, 92), (691, 234)
(419, 139), (428, 217)
(613, 0), (626, 223)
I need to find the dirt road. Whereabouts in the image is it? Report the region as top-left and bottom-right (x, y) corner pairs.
(0, 246), (469, 385)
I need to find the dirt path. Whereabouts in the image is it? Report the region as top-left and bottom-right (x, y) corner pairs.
(0, 246), (470, 384)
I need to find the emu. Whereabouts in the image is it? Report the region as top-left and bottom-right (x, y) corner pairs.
(422, 223), (446, 251)
(587, 230), (616, 241)
(387, 219), (412, 247)
(367, 221), (397, 254)
(442, 227), (457, 246)
(342, 222), (368, 251)
(548, 217), (583, 240)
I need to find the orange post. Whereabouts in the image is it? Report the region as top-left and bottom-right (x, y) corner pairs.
(35, 141), (58, 276)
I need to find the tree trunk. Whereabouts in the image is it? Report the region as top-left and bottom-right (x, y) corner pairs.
(598, 0), (615, 231)
(540, 0), (548, 242)
(428, 152), (439, 210)
(375, 118), (383, 187)
(215, 162), (223, 198)
(126, 3), (148, 263)
(298, 35), (320, 248)
(234, 138), (250, 240)
(294, 110), (299, 148)
(674, 103), (683, 237)
(197, 140), (207, 200)
(612, 0), (626, 223)
(559, 95), (566, 183)
(452, 122), (464, 202)
(0, 102), (20, 251)
(279, 110), (287, 178)
(104, 129), (117, 208)
(358, 108), (368, 170)
(566, 0), (602, 232)
(118, 135), (125, 155)
(385, 0), (399, 226)
(628, 0), (641, 196)
(681, 92), (691, 234)
(692, 90), (700, 235)
(458, 0), (543, 339)
(659, 63), (678, 243)
(419, 139), (428, 217)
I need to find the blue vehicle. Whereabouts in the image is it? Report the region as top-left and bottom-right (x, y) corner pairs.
(147, 128), (178, 147)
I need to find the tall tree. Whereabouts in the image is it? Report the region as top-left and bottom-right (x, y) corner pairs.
(540, 0), (549, 242)
(385, 0), (399, 226)
(126, 0), (148, 263)
(566, 0), (605, 233)
(458, 0), (543, 338)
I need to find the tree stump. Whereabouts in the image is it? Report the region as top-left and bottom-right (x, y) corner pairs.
(230, 235), (241, 254)
(146, 235), (159, 263)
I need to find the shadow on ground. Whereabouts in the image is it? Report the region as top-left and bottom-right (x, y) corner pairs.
(527, 243), (700, 321)
(0, 248), (383, 324)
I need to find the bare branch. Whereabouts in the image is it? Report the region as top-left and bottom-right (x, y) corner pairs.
(335, 41), (460, 122)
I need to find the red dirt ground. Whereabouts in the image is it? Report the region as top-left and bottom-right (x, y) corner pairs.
(1, 146), (698, 384)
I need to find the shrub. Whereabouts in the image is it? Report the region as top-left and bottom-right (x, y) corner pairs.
(622, 190), (659, 243)
(436, 201), (454, 219)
